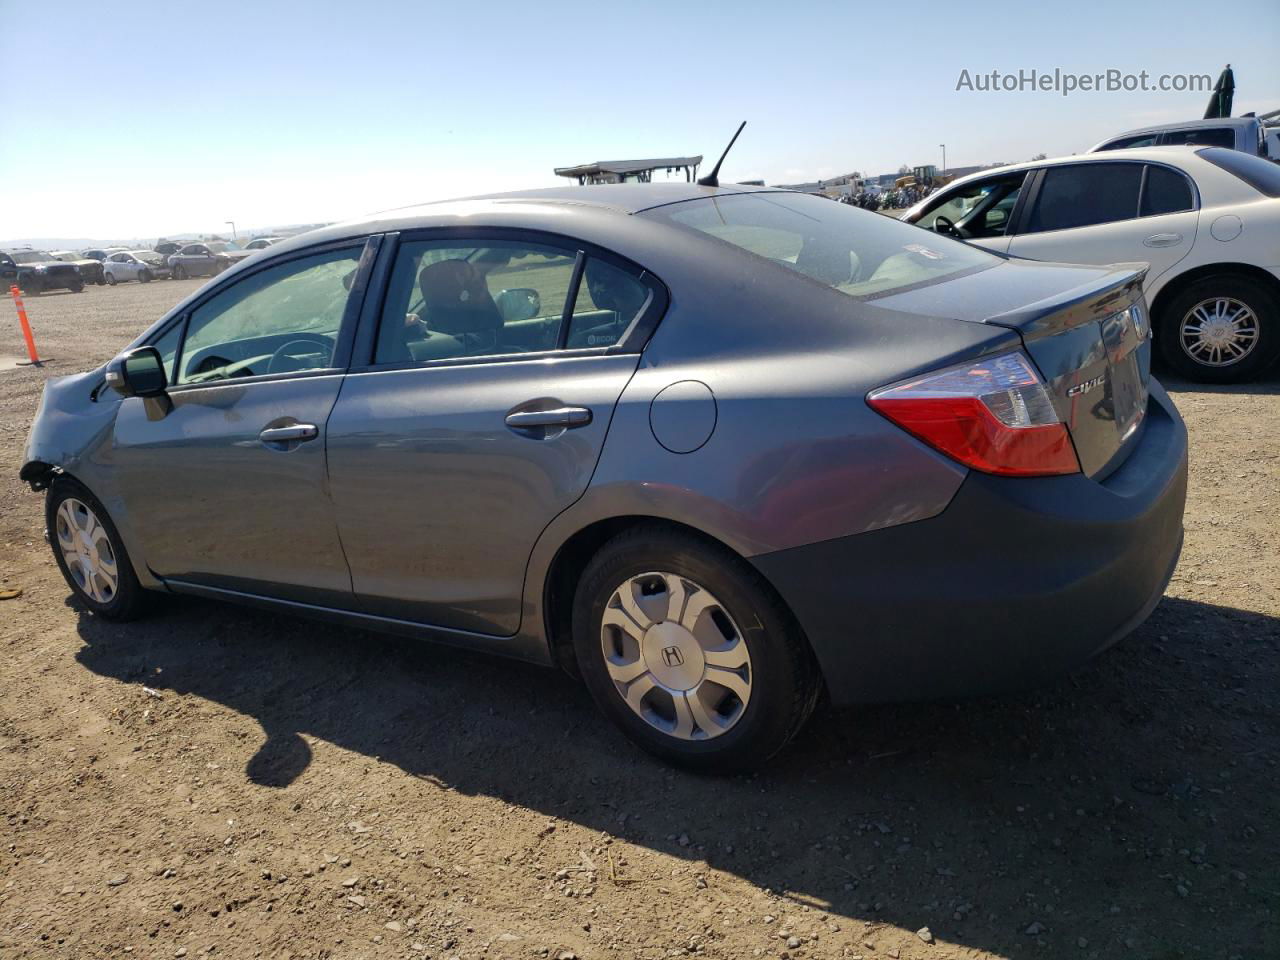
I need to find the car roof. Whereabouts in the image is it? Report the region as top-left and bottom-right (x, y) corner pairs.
(255, 182), (777, 258)
(938, 146), (1209, 190)
(1102, 116), (1258, 139)
(349, 181), (767, 225)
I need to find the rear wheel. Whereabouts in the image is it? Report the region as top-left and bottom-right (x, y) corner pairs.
(572, 526), (821, 772)
(22, 277), (42, 296)
(138, 269), (152, 283)
(46, 478), (149, 621)
(70, 280), (85, 293)
(105, 272), (117, 285)
(173, 263), (187, 280)
(1158, 274), (1279, 383)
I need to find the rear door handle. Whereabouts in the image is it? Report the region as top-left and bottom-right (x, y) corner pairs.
(1143, 233), (1183, 248)
(259, 423), (318, 445)
(504, 406), (593, 429)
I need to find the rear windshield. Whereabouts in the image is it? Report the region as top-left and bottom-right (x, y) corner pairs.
(1197, 147), (1280, 197)
(641, 192), (997, 299)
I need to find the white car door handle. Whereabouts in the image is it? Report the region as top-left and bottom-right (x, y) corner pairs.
(1143, 233), (1183, 248)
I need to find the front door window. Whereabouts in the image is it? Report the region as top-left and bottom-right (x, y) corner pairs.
(175, 247), (362, 383)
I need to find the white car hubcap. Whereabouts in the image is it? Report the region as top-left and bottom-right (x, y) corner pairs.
(55, 498), (119, 604)
(600, 572), (752, 741)
(1180, 297), (1259, 367)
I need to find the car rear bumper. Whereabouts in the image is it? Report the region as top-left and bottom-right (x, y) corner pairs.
(751, 380), (1188, 706)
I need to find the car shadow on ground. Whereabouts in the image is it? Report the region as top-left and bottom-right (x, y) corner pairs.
(72, 593), (1278, 958)
(1160, 366), (1280, 395)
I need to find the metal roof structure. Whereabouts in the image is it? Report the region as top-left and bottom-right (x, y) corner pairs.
(553, 156), (703, 185)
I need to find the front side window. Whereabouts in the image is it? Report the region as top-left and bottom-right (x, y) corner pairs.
(1024, 162), (1143, 233)
(175, 246), (362, 384)
(644, 192), (998, 299)
(913, 174), (1026, 239)
(374, 240), (649, 364)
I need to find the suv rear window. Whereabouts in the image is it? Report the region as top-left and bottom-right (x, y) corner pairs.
(1197, 147), (1280, 197)
(642, 192), (997, 299)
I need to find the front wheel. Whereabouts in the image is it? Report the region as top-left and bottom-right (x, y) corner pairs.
(572, 526), (821, 772)
(1158, 275), (1279, 383)
(105, 272), (117, 285)
(138, 269), (152, 283)
(46, 478), (149, 621)
(172, 263), (187, 280)
(71, 280), (85, 293)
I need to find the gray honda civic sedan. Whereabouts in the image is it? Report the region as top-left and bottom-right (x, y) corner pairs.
(22, 184), (1188, 770)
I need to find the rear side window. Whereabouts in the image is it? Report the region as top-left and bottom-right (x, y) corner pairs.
(1140, 166), (1195, 216)
(373, 240), (651, 365)
(1025, 163), (1143, 233)
(1100, 134), (1158, 151)
(1164, 127), (1234, 148)
(1197, 147), (1280, 197)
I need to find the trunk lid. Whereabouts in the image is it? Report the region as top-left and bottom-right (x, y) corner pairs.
(872, 259), (1151, 477)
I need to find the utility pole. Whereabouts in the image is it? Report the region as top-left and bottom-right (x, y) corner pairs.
(225, 221), (237, 241)
(939, 144), (947, 174)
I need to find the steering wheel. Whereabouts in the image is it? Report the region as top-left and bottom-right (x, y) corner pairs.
(932, 215), (958, 236)
(267, 334), (333, 375)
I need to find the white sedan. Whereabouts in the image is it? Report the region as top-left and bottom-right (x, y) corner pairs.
(103, 250), (171, 285)
(903, 146), (1280, 382)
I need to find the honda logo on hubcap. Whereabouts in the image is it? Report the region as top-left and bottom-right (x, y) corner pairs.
(661, 645), (685, 667)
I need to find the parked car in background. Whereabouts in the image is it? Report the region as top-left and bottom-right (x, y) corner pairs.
(244, 236), (283, 250)
(81, 248), (129, 262)
(50, 251), (107, 286)
(153, 241), (185, 258)
(103, 250), (171, 284)
(1, 249), (85, 295)
(167, 241), (252, 279)
(21, 184), (1187, 770)
(1090, 116), (1276, 159)
(903, 146), (1280, 382)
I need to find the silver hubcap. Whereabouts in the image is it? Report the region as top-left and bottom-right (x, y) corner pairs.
(1180, 297), (1259, 367)
(600, 572), (752, 741)
(55, 498), (118, 604)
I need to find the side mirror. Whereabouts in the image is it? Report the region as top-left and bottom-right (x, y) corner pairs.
(105, 346), (167, 398)
(496, 288), (540, 323)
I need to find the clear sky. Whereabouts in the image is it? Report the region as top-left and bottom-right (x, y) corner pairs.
(2, 0), (1277, 242)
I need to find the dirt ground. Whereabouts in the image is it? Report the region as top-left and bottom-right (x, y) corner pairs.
(1, 280), (1277, 960)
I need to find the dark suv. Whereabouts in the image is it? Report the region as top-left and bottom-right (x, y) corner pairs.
(0, 250), (85, 295)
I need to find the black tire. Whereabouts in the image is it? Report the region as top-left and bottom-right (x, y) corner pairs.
(46, 477), (150, 621)
(1157, 274), (1280, 384)
(71, 280), (85, 293)
(23, 277), (42, 296)
(572, 525), (821, 772)
(138, 269), (152, 283)
(173, 263), (187, 280)
(105, 272), (117, 286)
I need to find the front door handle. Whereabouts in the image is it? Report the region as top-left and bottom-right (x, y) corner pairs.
(504, 406), (593, 429)
(1143, 233), (1183, 248)
(259, 423), (318, 445)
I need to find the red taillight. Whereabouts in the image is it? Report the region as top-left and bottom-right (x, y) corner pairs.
(867, 351), (1080, 477)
